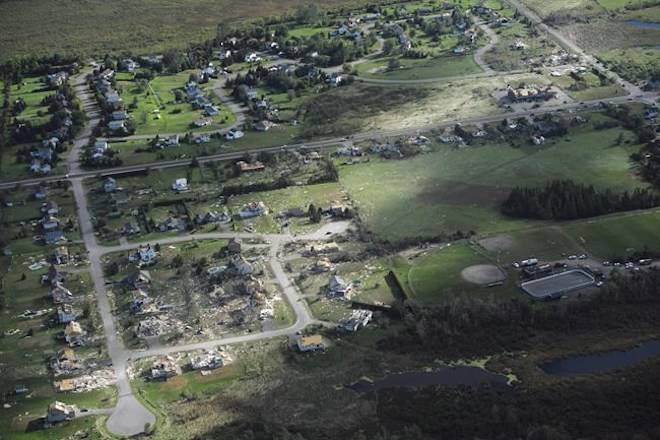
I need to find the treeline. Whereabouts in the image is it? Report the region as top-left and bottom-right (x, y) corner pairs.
(501, 180), (660, 220)
(381, 268), (660, 359)
(0, 54), (80, 82)
(0, 78), (9, 170)
(632, 137), (660, 188)
(377, 358), (660, 440)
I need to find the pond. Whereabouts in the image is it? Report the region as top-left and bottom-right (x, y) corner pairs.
(346, 366), (509, 393)
(626, 20), (660, 30)
(541, 340), (660, 376)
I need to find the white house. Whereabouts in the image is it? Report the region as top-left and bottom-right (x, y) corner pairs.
(172, 178), (189, 192)
(225, 128), (244, 140)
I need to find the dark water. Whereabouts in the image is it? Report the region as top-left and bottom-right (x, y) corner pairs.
(541, 340), (660, 376)
(626, 20), (660, 30)
(347, 366), (509, 393)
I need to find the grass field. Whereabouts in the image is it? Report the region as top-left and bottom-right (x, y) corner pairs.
(0, 0), (364, 59)
(562, 209), (660, 258)
(356, 54), (482, 80)
(340, 121), (645, 242)
(135, 364), (241, 406)
(288, 25), (334, 38)
(402, 243), (519, 303)
(224, 182), (346, 234)
(597, 48), (660, 84)
(548, 71), (627, 101)
(10, 76), (53, 126)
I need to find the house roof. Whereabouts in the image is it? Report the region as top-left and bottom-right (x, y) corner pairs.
(300, 335), (323, 346)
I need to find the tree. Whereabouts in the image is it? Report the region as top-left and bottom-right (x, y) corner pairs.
(388, 57), (401, 70)
(383, 39), (396, 55)
(172, 255), (184, 268)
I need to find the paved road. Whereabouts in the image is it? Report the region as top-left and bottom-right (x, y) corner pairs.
(2, 90), (656, 192)
(503, 0), (646, 99)
(72, 178), (156, 436)
(70, 142), (350, 435)
(67, 70), (101, 175)
(474, 21), (498, 74)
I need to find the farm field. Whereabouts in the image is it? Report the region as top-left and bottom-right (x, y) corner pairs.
(0, 0), (362, 59)
(339, 121), (646, 242)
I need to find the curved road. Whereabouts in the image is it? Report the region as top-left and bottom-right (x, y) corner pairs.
(73, 159), (350, 435)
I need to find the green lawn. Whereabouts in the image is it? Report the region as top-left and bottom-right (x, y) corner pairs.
(340, 123), (645, 242)
(549, 72), (627, 101)
(225, 182), (345, 234)
(135, 364), (241, 406)
(11, 76), (53, 126)
(357, 54), (482, 80)
(116, 73), (234, 136)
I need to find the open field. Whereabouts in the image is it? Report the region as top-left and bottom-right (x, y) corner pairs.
(477, 207), (660, 263)
(597, 47), (660, 84)
(559, 19), (660, 51)
(340, 120), (645, 242)
(547, 71), (627, 100)
(356, 55), (482, 80)
(562, 209), (660, 258)
(0, 0), (364, 59)
(303, 72), (554, 136)
(402, 243), (519, 303)
(478, 226), (583, 262)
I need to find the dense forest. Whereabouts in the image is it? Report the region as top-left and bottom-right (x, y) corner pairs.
(381, 268), (660, 358)
(501, 180), (660, 220)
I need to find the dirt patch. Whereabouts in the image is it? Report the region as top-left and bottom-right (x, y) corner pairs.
(417, 181), (510, 206)
(559, 20), (660, 51)
(478, 235), (514, 252)
(461, 264), (506, 285)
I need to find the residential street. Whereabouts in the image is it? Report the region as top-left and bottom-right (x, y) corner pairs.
(66, 70), (101, 175)
(71, 153), (350, 435)
(15, 13), (657, 434)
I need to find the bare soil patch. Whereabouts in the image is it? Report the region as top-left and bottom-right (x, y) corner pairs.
(478, 235), (514, 252)
(461, 264), (506, 285)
